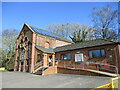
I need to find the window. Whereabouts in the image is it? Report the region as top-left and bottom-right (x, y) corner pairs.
(45, 42), (50, 48)
(28, 42), (31, 58)
(25, 37), (28, 42)
(75, 53), (84, 62)
(61, 53), (71, 60)
(89, 49), (105, 58)
(21, 48), (25, 59)
(37, 54), (42, 62)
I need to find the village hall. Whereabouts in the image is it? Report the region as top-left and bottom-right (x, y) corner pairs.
(14, 23), (120, 76)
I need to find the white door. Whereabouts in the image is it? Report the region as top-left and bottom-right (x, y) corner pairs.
(75, 53), (84, 62)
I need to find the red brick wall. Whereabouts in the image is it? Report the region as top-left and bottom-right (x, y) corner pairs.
(55, 44), (120, 73)
(55, 44), (117, 65)
(57, 67), (108, 76)
(35, 34), (72, 48)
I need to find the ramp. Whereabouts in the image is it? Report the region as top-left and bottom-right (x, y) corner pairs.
(57, 67), (118, 77)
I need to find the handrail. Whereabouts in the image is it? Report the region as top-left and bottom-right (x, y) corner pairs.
(87, 62), (116, 67)
(55, 60), (118, 74)
(34, 61), (43, 70)
(55, 60), (116, 67)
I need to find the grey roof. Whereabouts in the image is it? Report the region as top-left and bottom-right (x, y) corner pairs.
(36, 46), (54, 54)
(29, 26), (73, 43)
(54, 39), (120, 52)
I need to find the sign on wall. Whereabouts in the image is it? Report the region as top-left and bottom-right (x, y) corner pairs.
(75, 53), (84, 62)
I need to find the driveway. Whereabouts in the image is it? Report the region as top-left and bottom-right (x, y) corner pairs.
(2, 72), (111, 88)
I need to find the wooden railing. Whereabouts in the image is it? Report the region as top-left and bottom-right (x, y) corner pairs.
(55, 60), (118, 74)
(34, 61), (43, 70)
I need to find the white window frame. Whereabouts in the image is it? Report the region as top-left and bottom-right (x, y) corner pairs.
(75, 53), (84, 62)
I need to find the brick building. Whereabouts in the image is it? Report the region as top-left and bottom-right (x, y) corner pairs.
(14, 23), (120, 76)
(54, 39), (120, 75)
(14, 23), (72, 73)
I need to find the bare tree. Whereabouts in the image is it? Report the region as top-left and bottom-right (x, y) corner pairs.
(91, 5), (118, 41)
(47, 23), (81, 38)
(2, 29), (18, 70)
(70, 25), (94, 43)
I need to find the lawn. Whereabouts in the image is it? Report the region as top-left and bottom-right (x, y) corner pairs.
(0, 69), (8, 72)
(0, 67), (8, 72)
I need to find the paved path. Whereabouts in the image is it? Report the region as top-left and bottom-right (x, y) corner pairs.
(2, 72), (111, 88)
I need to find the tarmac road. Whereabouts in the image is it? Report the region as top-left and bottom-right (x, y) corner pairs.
(2, 72), (111, 88)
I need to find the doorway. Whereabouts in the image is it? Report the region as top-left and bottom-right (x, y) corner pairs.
(48, 55), (52, 66)
(26, 59), (30, 72)
(21, 61), (24, 72)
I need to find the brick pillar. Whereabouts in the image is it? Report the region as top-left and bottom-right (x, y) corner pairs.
(18, 61), (21, 72)
(117, 45), (120, 74)
(43, 54), (48, 67)
(114, 46), (119, 74)
(23, 49), (26, 72)
(52, 54), (55, 66)
(30, 33), (36, 73)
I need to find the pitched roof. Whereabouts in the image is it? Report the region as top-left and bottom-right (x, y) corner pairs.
(25, 23), (73, 43)
(54, 39), (120, 52)
(36, 45), (54, 54)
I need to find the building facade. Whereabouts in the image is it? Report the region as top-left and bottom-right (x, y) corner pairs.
(14, 23), (120, 76)
(54, 39), (120, 74)
(14, 23), (72, 73)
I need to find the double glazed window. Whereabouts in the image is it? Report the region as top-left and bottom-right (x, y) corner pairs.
(89, 49), (105, 58)
(61, 53), (71, 60)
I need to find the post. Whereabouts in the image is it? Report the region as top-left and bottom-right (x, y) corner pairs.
(23, 48), (27, 72)
(43, 54), (48, 67)
(18, 61), (21, 72)
(52, 54), (55, 67)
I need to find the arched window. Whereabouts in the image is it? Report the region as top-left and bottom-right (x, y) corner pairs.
(21, 48), (25, 59)
(21, 39), (23, 43)
(45, 42), (50, 48)
(28, 42), (31, 58)
(25, 37), (28, 42)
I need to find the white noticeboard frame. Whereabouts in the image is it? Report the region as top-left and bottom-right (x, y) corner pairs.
(75, 53), (84, 62)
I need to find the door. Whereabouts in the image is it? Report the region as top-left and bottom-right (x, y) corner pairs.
(75, 53), (84, 62)
(17, 61), (19, 71)
(21, 61), (24, 72)
(48, 55), (52, 66)
(26, 59), (30, 72)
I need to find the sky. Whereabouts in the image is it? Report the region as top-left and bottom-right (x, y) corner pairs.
(2, 2), (118, 32)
